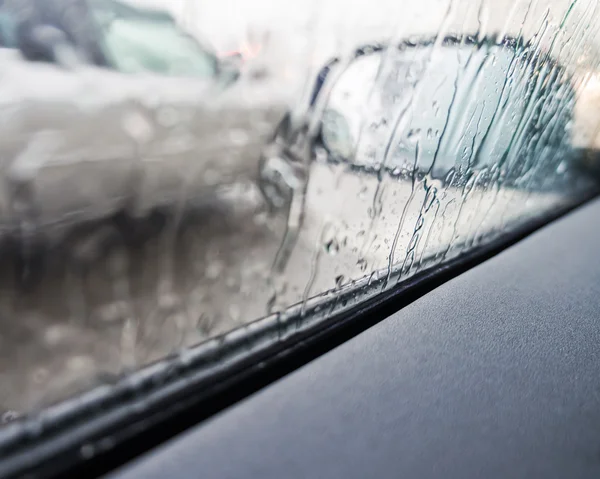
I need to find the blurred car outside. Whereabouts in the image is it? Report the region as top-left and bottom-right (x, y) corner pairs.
(0, 0), (302, 267)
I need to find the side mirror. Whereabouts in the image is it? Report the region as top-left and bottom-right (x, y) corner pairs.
(217, 53), (242, 85)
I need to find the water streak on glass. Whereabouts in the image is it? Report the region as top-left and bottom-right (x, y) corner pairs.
(0, 0), (598, 417)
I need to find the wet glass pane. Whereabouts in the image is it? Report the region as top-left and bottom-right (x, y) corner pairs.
(1, 0), (600, 419)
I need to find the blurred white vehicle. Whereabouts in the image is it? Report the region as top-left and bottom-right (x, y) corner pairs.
(0, 0), (296, 247)
(258, 35), (581, 271)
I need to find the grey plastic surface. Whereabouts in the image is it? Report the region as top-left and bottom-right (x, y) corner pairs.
(110, 198), (600, 479)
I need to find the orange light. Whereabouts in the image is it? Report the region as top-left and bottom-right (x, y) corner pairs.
(239, 38), (263, 60)
(218, 36), (264, 63)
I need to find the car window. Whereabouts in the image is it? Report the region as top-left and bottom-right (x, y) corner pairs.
(0, 1), (600, 462)
(89, 0), (218, 76)
(322, 38), (565, 181)
(0, 11), (18, 48)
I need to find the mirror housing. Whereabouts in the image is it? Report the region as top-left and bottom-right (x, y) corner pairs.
(217, 52), (242, 85)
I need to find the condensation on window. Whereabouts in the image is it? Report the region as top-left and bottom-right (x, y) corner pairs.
(0, 0), (599, 418)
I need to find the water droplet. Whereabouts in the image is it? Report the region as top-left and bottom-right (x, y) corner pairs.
(121, 318), (137, 369)
(43, 324), (71, 346)
(203, 168), (221, 185)
(335, 275), (345, 288)
(33, 368), (49, 384)
(158, 293), (180, 312)
(66, 356), (95, 373)
(229, 304), (241, 322)
(80, 444), (96, 459)
(157, 107), (179, 127)
(226, 275), (239, 289)
(197, 313), (214, 336)
(205, 260), (224, 279)
(228, 128), (250, 146)
(407, 129), (421, 144)
(122, 111), (154, 144)
(253, 211), (269, 226)
(1, 410), (20, 424)
(357, 258), (368, 272)
(266, 294), (277, 314)
(324, 238), (340, 255)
